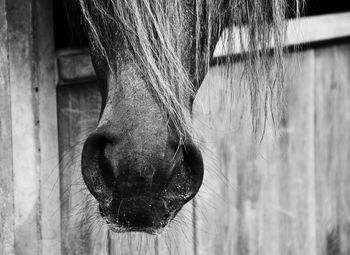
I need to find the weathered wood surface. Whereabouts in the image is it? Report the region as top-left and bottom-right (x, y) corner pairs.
(0, 0), (60, 254)
(214, 12), (350, 57)
(36, 0), (61, 254)
(0, 0), (14, 254)
(57, 51), (95, 84)
(57, 82), (106, 255)
(277, 51), (317, 255)
(314, 44), (350, 255)
(7, 0), (41, 252)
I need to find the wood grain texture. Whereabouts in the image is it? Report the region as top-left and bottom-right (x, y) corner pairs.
(214, 12), (350, 57)
(3, 1), (60, 254)
(193, 63), (283, 255)
(314, 44), (350, 255)
(193, 65), (244, 255)
(36, 0), (61, 254)
(192, 50), (318, 255)
(57, 82), (107, 255)
(57, 52), (95, 84)
(278, 51), (317, 255)
(0, 1), (14, 254)
(7, 0), (41, 253)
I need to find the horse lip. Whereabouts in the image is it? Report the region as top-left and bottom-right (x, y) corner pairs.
(99, 197), (177, 234)
(107, 224), (165, 235)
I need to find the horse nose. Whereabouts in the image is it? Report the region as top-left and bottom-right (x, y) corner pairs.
(81, 131), (116, 202)
(81, 128), (203, 204)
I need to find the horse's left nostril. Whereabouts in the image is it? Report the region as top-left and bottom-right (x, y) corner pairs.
(182, 142), (204, 194)
(151, 145), (183, 189)
(151, 140), (204, 202)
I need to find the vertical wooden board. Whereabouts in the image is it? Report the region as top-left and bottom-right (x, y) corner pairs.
(252, 104), (281, 255)
(57, 82), (109, 255)
(0, 1), (14, 253)
(336, 43), (350, 255)
(194, 63), (287, 255)
(314, 46), (339, 255)
(193, 66), (233, 255)
(194, 65), (260, 255)
(193, 50), (318, 255)
(7, 0), (41, 254)
(36, 0), (61, 253)
(314, 43), (350, 255)
(278, 50), (316, 255)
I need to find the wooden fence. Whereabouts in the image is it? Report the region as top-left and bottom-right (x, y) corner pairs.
(1, 0), (350, 254)
(0, 0), (60, 254)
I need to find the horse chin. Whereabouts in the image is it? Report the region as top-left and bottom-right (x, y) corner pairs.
(106, 224), (167, 235)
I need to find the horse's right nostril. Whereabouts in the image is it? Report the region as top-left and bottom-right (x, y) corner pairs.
(81, 132), (116, 202)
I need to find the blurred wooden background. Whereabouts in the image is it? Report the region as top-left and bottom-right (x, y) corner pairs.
(1, 0), (350, 254)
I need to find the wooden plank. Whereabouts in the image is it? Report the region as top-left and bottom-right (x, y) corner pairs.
(214, 12), (350, 57)
(285, 13), (350, 46)
(193, 62), (286, 255)
(7, 0), (41, 253)
(314, 43), (350, 255)
(193, 64), (255, 255)
(35, 0), (61, 254)
(193, 66), (236, 255)
(5, 0), (59, 254)
(57, 51), (95, 83)
(192, 49), (318, 255)
(0, 1), (14, 254)
(277, 50), (317, 255)
(57, 82), (109, 255)
(56, 13), (350, 83)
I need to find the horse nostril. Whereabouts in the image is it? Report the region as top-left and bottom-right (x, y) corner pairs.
(152, 145), (183, 188)
(81, 131), (116, 202)
(150, 140), (203, 202)
(183, 143), (203, 181)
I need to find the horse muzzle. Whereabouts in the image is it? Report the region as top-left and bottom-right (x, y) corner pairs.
(81, 127), (203, 233)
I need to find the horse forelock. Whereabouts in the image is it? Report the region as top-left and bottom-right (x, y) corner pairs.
(79, 0), (301, 139)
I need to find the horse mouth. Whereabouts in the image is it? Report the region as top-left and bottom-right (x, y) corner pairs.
(96, 159), (202, 235)
(105, 224), (167, 235)
(98, 196), (182, 235)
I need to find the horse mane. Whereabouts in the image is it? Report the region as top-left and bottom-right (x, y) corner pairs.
(78, 0), (301, 140)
